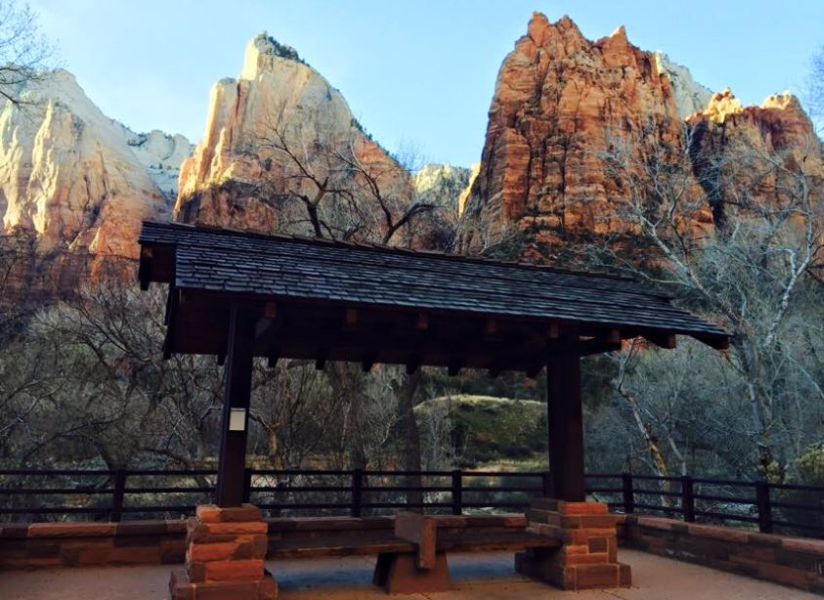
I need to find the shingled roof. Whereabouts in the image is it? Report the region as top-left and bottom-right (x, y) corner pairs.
(138, 221), (728, 370)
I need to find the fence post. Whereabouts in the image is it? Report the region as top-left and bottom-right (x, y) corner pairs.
(681, 475), (695, 522)
(451, 470), (462, 515)
(242, 468), (252, 504)
(542, 471), (552, 498)
(111, 469), (127, 523)
(622, 472), (635, 514)
(352, 469), (363, 518)
(756, 481), (773, 533)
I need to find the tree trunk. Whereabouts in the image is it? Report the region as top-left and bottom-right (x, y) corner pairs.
(397, 371), (422, 509)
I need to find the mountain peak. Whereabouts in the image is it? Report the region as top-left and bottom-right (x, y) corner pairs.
(242, 32), (307, 79)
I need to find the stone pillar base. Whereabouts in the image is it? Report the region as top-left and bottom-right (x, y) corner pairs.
(169, 504), (277, 600)
(516, 498), (631, 590)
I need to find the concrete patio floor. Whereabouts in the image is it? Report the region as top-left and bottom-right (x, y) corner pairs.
(0, 549), (817, 599)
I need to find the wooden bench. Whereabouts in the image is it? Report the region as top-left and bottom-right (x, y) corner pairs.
(268, 513), (560, 594)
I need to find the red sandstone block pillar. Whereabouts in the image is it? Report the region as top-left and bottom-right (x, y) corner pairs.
(515, 498), (631, 590)
(169, 504), (277, 600)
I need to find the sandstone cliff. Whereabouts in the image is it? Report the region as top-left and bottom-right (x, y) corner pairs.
(117, 126), (193, 200)
(687, 88), (823, 227)
(460, 13), (822, 256)
(654, 52), (712, 118)
(0, 70), (190, 298)
(460, 14), (685, 252)
(176, 33), (412, 241)
(414, 164), (472, 212)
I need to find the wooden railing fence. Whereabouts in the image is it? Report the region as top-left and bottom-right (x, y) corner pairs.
(1, 469), (822, 538)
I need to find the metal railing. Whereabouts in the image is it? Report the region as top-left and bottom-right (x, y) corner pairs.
(1, 469), (822, 537)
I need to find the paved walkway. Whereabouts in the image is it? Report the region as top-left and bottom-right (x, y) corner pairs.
(0, 550), (817, 599)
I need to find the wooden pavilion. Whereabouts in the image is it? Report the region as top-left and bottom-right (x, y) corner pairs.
(138, 220), (729, 596)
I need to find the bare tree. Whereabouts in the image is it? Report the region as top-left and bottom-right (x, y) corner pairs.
(592, 119), (824, 481)
(245, 119), (438, 247)
(0, 0), (52, 104)
(235, 117), (446, 488)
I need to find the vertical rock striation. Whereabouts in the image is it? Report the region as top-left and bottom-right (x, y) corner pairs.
(460, 13), (685, 253)
(175, 33), (409, 236)
(461, 13), (822, 256)
(687, 89), (823, 228)
(0, 70), (179, 297)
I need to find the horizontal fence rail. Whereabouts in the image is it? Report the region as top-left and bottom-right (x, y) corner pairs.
(1, 469), (822, 538)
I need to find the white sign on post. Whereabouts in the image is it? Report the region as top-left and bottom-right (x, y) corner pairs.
(229, 408), (247, 431)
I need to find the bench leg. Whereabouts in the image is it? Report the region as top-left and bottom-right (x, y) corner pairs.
(372, 552), (394, 587)
(373, 552), (453, 594)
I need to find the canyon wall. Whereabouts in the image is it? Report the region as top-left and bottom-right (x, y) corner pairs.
(459, 13), (686, 252)
(0, 70), (190, 298)
(175, 33), (413, 241)
(3, 16), (819, 301)
(414, 164), (472, 212)
(687, 89), (822, 227)
(460, 13), (822, 257)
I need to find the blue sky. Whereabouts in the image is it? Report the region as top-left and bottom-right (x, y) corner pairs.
(33, 0), (823, 167)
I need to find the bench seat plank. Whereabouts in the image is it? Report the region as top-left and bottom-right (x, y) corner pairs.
(270, 532), (415, 559)
(436, 530), (560, 553)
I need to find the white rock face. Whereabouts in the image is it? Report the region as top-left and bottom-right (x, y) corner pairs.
(414, 164), (471, 212)
(176, 33), (409, 235)
(655, 52), (713, 118)
(115, 125), (193, 199)
(0, 70), (170, 259)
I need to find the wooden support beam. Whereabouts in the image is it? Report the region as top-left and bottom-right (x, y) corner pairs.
(361, 352), (377, 373)
(264, 302), (278, 319)
(546, 322), (560, 340)
(416, 313), (429, 332)
(485, 319), (498, 336)
(546, 349), (585, 501)
(138, 246), (153, 291)
(577, 329), (623, 356)
(694, 333), (729, 351)
(161, 284), (180, 361)
(344, 307), (358, 328)
(643, 332), (677, 349)
(216, 305), (256, 507)
(405, 356), (421, 375)
(526, 364), (543, 379)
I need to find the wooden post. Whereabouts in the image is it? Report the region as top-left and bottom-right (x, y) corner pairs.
(681, 475), (695, 522)
(622, 473), (635, 514)
(111, 469), (127, 522)
(546, 352), (586, 501)
(352, 468), (364, 517)
(542, 471), (552, 497)
(451, 470), (462, 515)
(242, 468), (253, 503)
(756, 481), (773, 533)
(216, 305), (256, 507)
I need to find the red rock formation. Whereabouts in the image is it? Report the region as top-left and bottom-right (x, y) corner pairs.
(175, 34), (413, 243)
(0, 70), (176, 300)
(460, 13), (685, 253)
(461, 14), (823, 257)
(687, 90), (823, 227)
